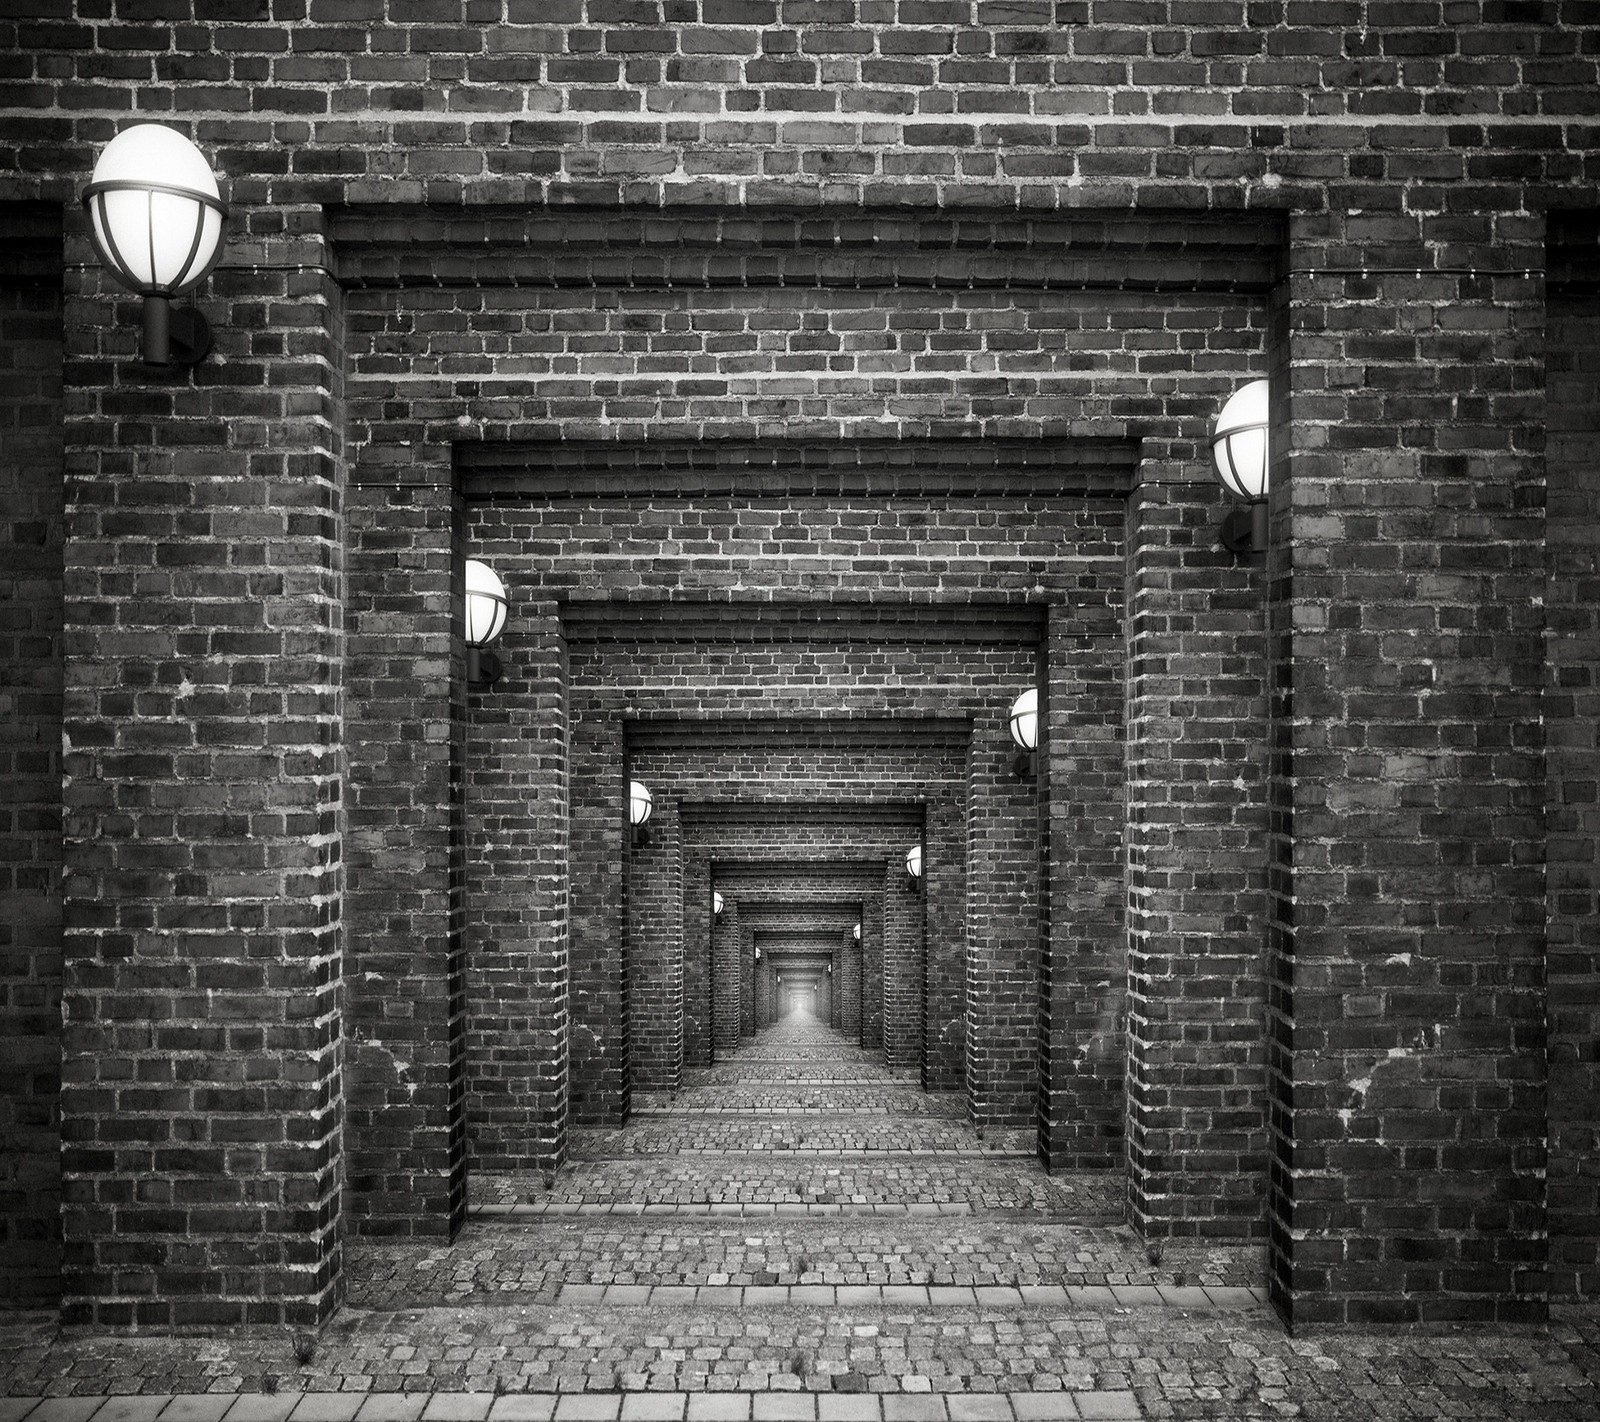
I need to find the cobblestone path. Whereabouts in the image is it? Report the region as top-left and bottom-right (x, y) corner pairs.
(4, 1011), (1600, 1419)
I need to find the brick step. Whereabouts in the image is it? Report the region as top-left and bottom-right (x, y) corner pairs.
(471, 1161), (1109, 1216)
(345, 1217), (1262, 1311)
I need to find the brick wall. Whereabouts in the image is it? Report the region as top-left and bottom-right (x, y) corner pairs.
(3, 1), (1596, 1328)
(0, 205), (64, 1308)
(1547, 223), (1600, 1300)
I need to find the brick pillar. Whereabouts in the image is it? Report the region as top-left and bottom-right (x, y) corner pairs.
(841, 918), (862, 1043)
(740, 913), (756, 1039)
(467, 599), (569, 1173)
(0, 204), (64, 1306)
(755, 948), (770, 1030)
(346, 469), (464, 1236)
(1039, 606), (1127, 1171)
(882, 860), (921, 1070)
(570, 714), (627, 1124)
(967, 710), (1040, 1127)
(712, 897), (740, 1055)
(1268, 214), (1547, 1326)
(861, 895), (883, 1050)
(834, 929), (849, 1031)
(629, 799), (683, 1090)
(1546, 245), (1600, 1299)
(922, 793), (964, 1090)
(1124, 465), (1270, 1237)
(682, 848), (710, 1068)
(60, 215), (344, 1327)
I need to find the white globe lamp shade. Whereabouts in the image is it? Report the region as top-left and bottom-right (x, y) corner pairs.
(905, 845), (922, 879)
(464, 559), (509, 648)
(713, 891), (724, 917)
(853, 923), (861, 942)
(629, 781), (654, 828)
(1210, 379), (1270, 502)
(83, 124), (226, 298)
(1008, 688), (1039, 752)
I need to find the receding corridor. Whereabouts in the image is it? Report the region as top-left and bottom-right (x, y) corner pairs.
(5, 1012), (1600, 1412)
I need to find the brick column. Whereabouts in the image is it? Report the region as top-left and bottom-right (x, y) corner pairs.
(629, 799), (683, 1090)
(570, 713), (627, 1124)
(1546, 244), (1600, 1299)
(0, 205), (64, 1306)
(861, 894), (883, 1050)
(882, 860), (922, 1070)
(841, 918), (862, 1043)
(1268, 214), (1547, 1326)
(59, 216), (344, 1327)
(740, 912), (756, 1039)
(1039, 606), (1127, 1171)
(922, 792), (964, 1090)
(1124, 465), (1270, 1237)
(466, 599), (569, 1173)
(682, 848), (711, 1068)
(755, 947), (770, 1030)
(346, 468), (464, 1237)
(712, 896), (741, 1055)
(966, 709), (1040, 1126)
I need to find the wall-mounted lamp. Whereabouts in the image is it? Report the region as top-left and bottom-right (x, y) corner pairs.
(83, 124), (227, 366)
(827, 962), (833, 976)
(465, 558), (509, 688)
(754, 945), (762, 962)
(905, 845), (922, 886)
(853, 922), (861, 943)
(1008, 687), (1039, 779)
(1211, 379), (1270, 555)
(713, 891), (724, 920)
(629, 780), (654, 846)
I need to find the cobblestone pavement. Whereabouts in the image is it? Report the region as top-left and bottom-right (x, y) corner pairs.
(5, 1011), (1600, 1419)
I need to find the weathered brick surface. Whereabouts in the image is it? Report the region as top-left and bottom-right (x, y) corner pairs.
(1546, 224), (1600, 1301)
(1268, 213), (1549, 1326)
(1040, 607), (1126, 1173)
(1125, 468), (1270, 1237)
(58, 219), (345, 1328)
(344, 475), (466, 1238)
(0, 206), (64, 1308)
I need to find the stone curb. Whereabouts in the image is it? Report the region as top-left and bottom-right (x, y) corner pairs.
(0, 1393), (1146, 1422)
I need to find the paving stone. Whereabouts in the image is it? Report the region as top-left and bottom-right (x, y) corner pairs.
(0, 1405), (39, 1422)
(163, 1402), (232, 1422)
(290, 1400), (364, 1422)
(226, 1402), (299, 1422)
(749, 1400), (813, 1422)
(814, 1404), (878, 1422)
(618, 1399), (686, 1422)
(944, 1402), (1011, 1422)
(1071, 1396), (1138, 1421)
(1011, 1401), (1079, 1421)
(354, 1402), (428, 1422)
(27, 1407), (102, 1422)
(419, 1401), (493, 1422)
(486, 1406), (557, 1422)
(683, 1401), (750, 1422)
(97, 1402), (167, 1422)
